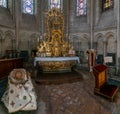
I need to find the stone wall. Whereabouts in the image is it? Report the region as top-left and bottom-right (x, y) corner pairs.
(0, 1), (41, 58)
(0, 0), (120, 73)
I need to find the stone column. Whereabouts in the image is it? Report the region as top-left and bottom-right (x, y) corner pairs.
(78, 40), (82, 56)
(95, 1), (100, 25)
(15, 1), (20, 50)
(1, 39), (5, 57)
(14, 0), (22, 50)
(41, 0), (44, 37)
(103, 40), (107, 57)
(116, 0), (120, 74)
(88, 42), (91, 49)
(78, 41), (81, 55)
(66, 0), (69, 35)
(90, 0), (93, 49)
(11, 39), (14, 50)
(0, 39), (2, 57)
(93, 42), (97, 50)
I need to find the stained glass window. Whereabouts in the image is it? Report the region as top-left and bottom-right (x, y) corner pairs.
(0, 0), (7, 7)
(22, 0), (34, 15)
(102, 0), (113, 11)
(50, 0), (62, 9)
(76, 0), (87, 16)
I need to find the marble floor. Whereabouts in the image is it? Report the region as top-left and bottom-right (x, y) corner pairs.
(0, 68), (120, 114)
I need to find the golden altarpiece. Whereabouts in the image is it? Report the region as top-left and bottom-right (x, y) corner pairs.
(35, 8), (79, 72)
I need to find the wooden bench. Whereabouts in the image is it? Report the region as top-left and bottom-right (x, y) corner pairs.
(0, 58), (23, 80)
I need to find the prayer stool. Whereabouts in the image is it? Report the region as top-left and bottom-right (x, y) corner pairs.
(93, 64), (119, 101)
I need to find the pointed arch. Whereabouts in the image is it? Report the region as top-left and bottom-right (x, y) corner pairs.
(105, 32), (114, 41)
(95, 33), (104, 55)
(82, 34), (90, 41)
(95, 33), (104, 41)
(105, 32), (115, 53)
(4, 30), (14, 40)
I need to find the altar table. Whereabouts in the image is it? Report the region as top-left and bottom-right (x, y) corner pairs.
(34, 57), (80, 73)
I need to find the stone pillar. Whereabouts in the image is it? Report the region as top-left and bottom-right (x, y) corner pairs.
(88, 42), (91, 49)
(78, 41), (81, 55)
(0, 39), (2, 57)
(12, 39), (15, 50)
(15, 1), (20, 50)
(66, 0), (69, 35)
(41, 0), (44, 37)
(90, 0), (93, 49)
(0, 39), (5, 57)
(116, 0), (120, 74)
(95, 1), (100, 25)
(103, 41), (107, 57)
(93, 42), (97, 50)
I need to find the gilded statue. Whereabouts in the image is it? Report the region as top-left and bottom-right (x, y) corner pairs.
(53, 41), (60, 57)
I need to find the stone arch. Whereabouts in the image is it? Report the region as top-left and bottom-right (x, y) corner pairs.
(95, 33), (104, 42)
(4, 30), (14, 40)
(105, 32), (114, 40)
(95, 33), (104, 55)
(72, 33), (89, 51)
(72, 33), (89, 42)
(79, 34), (90, 62)
(97, 38), (104, 54)
(82, 33), (90, 51)
(72, 35), (81, 51)
(105, 32), (115, 53)
(82, 34), (90, 42)
(3, 30), (15, 56)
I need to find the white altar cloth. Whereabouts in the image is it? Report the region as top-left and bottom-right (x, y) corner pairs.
(34, 56), (80, 66)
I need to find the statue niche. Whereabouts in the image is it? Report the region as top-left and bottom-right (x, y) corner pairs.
(37, 8), (75, 57)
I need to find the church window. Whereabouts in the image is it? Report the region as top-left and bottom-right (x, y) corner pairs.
(22, 0), (34, 15)
(102, 0), (113, 11)
(50, 0), (62, 10)
(76, 0), (87, 16)
(0, 0), (7, 8)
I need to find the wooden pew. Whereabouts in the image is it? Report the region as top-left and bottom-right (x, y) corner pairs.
(0, 58), (23, 80)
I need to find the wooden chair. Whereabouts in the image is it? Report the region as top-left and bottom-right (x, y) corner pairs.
(93, 64), (119, 101)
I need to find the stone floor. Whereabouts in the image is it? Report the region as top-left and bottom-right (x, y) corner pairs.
(0, 68), (120, 114)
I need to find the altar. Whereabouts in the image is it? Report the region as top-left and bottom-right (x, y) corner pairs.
(34, 57), (80, 73)
(35, 8), (79, 73)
